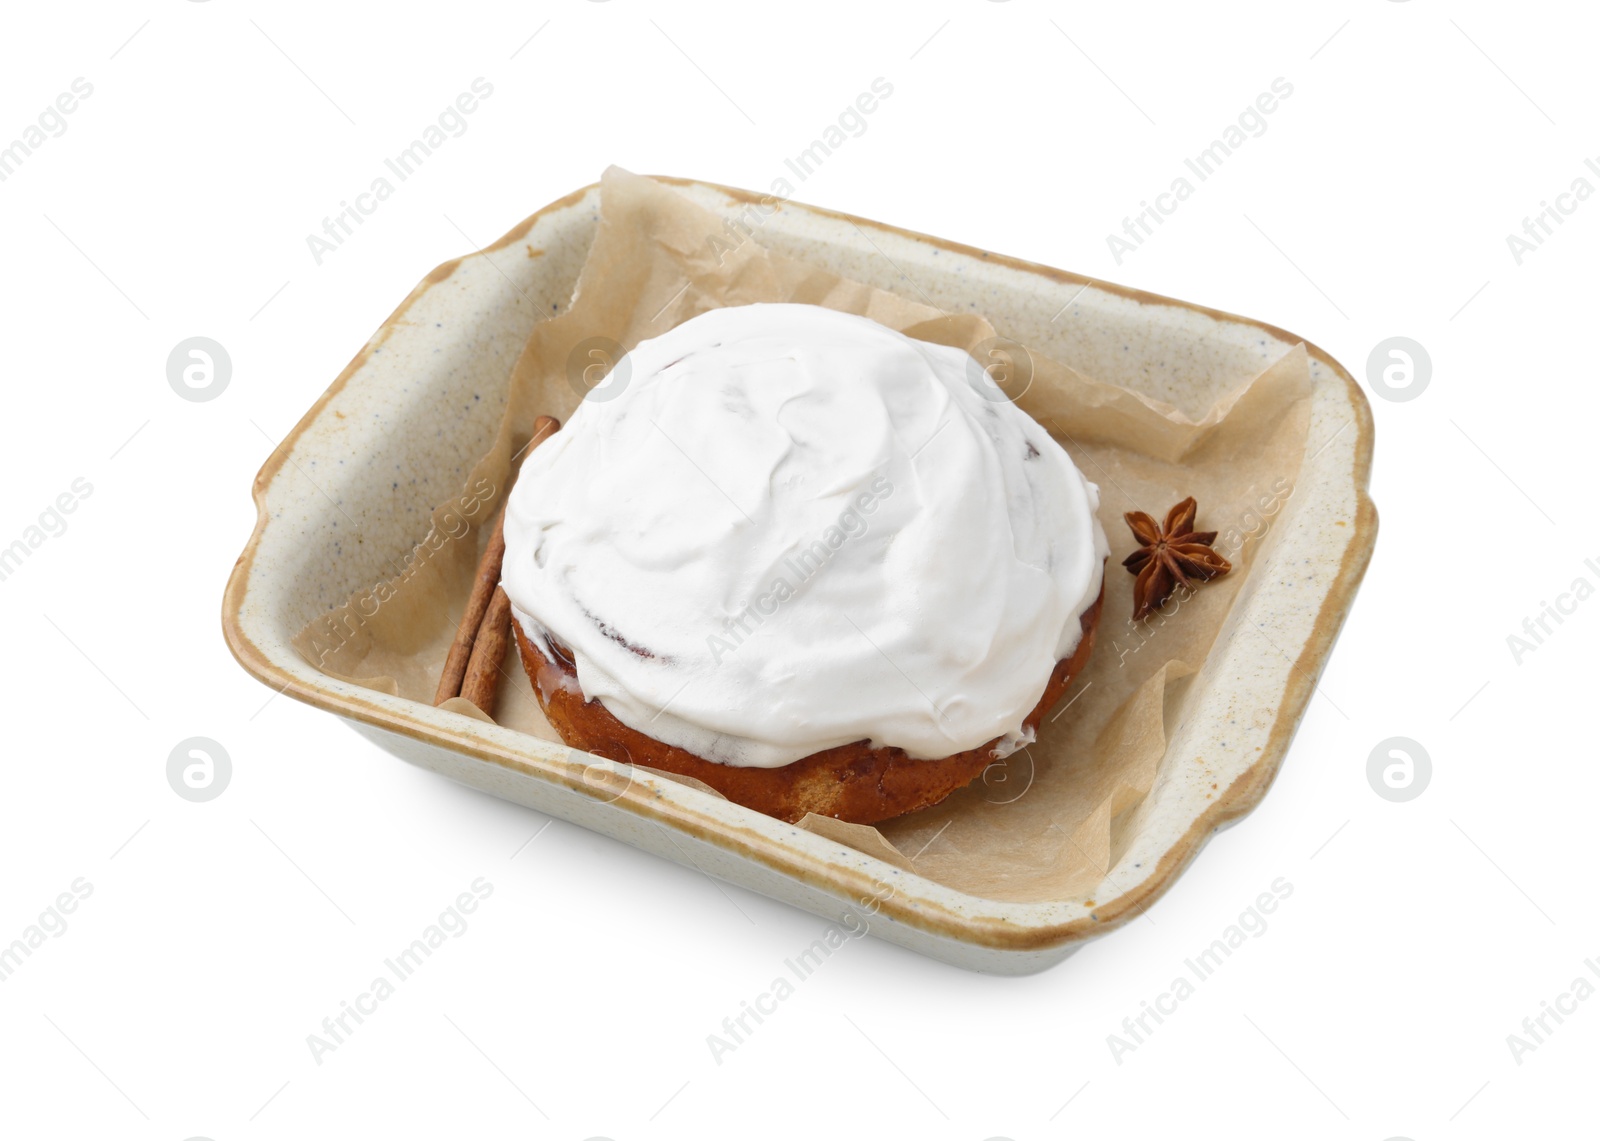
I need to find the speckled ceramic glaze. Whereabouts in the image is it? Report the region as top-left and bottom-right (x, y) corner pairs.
(222, 179), (1376, 974)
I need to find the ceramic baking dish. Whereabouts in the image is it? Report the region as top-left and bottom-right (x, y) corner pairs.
(222, 177), (1376, 974)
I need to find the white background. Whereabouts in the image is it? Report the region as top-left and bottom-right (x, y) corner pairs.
(1, 1), (1595, 1137)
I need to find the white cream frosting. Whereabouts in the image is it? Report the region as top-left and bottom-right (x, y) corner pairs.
(501, 303), (1108, 769)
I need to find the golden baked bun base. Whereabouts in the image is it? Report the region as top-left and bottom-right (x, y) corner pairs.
(513, 587), (1102, 825)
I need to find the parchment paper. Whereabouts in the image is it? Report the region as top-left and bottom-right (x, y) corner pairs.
(296, 167), (1312, 904)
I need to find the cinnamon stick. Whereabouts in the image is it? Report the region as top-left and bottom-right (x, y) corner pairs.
(460, 586), (513, 716)
(433, 414), (560, 707)
(433, 506), (509, 705)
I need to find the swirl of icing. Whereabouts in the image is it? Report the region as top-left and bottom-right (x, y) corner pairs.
(502, 303), (1108, 769)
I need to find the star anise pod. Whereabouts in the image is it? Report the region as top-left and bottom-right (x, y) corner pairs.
(1122, 497), (1231, 621)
